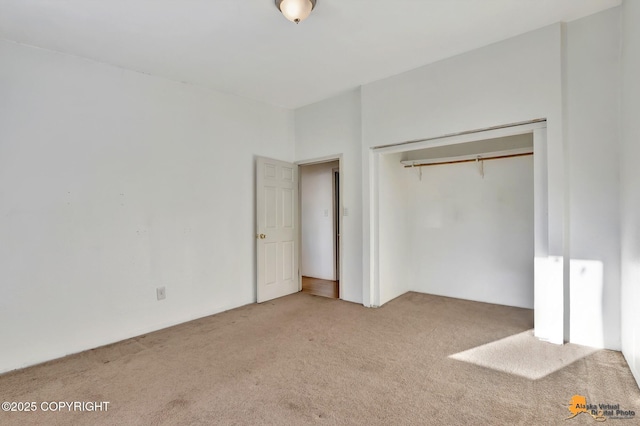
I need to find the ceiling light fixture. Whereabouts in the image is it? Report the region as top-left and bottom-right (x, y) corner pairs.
(275, 0), (317, 24)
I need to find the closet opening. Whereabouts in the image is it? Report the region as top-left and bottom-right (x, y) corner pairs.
(368, 120), (562, 344)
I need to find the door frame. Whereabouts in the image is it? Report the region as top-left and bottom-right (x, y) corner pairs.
(296, 154), (343, 299)
(332, 166), (340, 283)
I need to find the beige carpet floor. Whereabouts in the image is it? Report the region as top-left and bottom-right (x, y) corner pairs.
(1, 291), (638, 425)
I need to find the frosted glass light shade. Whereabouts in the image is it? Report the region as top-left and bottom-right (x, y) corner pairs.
(278, 0), (315, 24)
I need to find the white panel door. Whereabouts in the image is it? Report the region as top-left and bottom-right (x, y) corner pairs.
(256, 157), (299, 303)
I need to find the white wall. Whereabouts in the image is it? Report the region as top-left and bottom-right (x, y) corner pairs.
(0, 40), (294, 373)
(360, 22), (562, 151)
(566, 8), (621, 349)
(359, 14), (625, 350)
(620, 0), (640, 386)
(361, 25), (566, 338)
(406, 155), (534, 309)
(300, 161), (338, 280)
(294, 89), (363, 304)
(377, 153), (409, 305)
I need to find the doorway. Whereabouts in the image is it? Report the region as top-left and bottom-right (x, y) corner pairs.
(299, 159), (341, 299)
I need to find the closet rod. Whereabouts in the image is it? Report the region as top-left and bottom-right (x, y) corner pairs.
(402, 152), (533, 168)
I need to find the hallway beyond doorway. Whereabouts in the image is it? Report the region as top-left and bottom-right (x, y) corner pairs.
(302, 276), (338, 299)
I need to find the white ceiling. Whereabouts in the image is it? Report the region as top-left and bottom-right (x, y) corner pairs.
(0, 0), (621, 109)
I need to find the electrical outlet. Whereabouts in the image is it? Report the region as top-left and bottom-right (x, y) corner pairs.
(156, 286), (166, 301)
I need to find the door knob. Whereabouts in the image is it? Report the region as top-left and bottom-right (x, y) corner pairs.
(257, 234), (266, 239)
